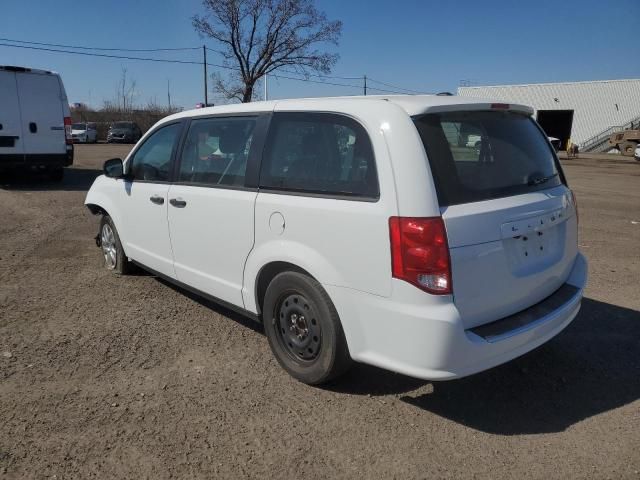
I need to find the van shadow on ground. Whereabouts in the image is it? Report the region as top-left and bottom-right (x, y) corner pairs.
(331, 298), (640, 435)
(150, 268), (639, 435)
(0, 166), (101, 192)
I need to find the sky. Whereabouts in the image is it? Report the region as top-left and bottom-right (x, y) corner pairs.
(1, 0), (638, 109)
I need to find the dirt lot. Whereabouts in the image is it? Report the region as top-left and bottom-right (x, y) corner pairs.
(1, 145), (639, 479)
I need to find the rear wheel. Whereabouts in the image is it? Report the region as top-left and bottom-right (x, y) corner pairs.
(263, 272), (352, 385)
(99, 215), (132, 275)
(620, 141), (637, 156)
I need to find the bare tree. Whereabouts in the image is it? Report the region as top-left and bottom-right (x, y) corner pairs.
(193, 0), (342, 103)
(115, 67), (137, 112)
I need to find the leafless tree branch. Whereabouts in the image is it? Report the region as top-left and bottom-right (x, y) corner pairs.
(193, 0), (342, 102)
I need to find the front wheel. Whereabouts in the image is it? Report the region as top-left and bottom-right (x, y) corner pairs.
(263, 272), (352, 385)
(99, 215), (132, 275)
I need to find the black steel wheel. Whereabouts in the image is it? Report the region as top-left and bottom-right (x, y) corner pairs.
(275, 292), (323, 362)
(263, 271), (352, 385)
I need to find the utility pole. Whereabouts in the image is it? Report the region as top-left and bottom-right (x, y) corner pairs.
(264, 73), (268, 101)
(167, 79), (171, 110)
(364, 75), (367, 96)
(203, 45), (208, 107)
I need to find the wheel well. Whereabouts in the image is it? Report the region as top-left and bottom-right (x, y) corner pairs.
(86, 203), (108, 216)
(255, 261), (314, 318)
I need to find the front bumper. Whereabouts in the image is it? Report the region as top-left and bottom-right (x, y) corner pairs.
(326, 252), (588, 381)
(107, 136), (132, 143)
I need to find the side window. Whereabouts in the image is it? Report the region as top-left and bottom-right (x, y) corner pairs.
(260, 113), (378, 198)
(177, 117), (256, 186)
(129, 123), (181, 182)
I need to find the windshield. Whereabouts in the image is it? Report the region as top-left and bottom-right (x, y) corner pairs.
(72, 123), (86, 130)
(112, 122), (131, 129)
(413, 111), (563, 206)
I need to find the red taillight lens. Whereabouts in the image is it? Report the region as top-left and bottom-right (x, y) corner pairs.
(64, 117), (72, 145)
(389, 216), (452, 295)
(491, 103), (510, 110)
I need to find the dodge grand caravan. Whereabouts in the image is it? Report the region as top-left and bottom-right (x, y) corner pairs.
(85, 96), (587, 385)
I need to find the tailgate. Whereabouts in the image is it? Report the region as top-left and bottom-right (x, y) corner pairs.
(443, 186), (578, 328)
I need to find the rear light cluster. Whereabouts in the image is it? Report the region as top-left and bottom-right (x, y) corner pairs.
(64, 117), (72, 145)
(389, 217), (452, 295)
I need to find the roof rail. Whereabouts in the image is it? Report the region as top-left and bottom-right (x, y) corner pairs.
(0, 65), (53, 74)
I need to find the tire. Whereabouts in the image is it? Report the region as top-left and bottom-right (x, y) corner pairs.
(620, 141), (636, 156)
(263, 271), (352, 385)
(99, 215), (132, 275)
(48, 167), (64, 182)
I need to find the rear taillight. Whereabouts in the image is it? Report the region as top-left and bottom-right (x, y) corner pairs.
(570, 190), (579, 224)
(64, 117), (72, 145)
(389, 216), (452, 295)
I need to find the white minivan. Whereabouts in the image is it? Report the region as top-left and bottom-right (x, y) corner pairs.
(0, 65), (73, 181)
(85, 96), (587, 385)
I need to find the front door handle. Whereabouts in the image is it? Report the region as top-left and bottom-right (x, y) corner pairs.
(169, 198), (187, 208)
(149, 195), (164, 205)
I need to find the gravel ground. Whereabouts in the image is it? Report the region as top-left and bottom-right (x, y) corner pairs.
(1, 146), (639, 479)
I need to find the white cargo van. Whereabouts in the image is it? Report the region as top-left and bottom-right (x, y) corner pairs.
(0, 66), (73, 181)
(85, 96), (587, 385)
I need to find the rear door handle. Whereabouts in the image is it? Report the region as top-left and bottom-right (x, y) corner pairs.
(149, 195), (164, 205)
(169, 198), (187, 208)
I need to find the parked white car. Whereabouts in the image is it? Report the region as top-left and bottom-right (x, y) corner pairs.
(0, 65), (73, 181)
(71, 122), (97, 143)
(85, 96), (587, 385)
(635, 144), (640, 161)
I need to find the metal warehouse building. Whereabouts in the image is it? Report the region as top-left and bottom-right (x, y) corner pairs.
(458, 79), (640, 152)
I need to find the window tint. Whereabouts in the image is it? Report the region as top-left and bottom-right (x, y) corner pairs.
(129, 123), (181, 182)
(414, 111), (562, 206)
(178, 117), (256, 187)
(260, 113), (378, 198)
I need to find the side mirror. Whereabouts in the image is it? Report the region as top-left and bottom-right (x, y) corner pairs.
(103, 158), (125, 178)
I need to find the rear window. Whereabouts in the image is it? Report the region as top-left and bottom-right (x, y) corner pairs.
(72, 123), (85, 130)
(112, 122), (131, 129)
(413, 111), (562, 206)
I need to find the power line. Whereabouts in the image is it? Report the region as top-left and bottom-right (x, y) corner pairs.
(367, 77), (428, 95)
(1, 37), (423, 94)
(272, 73), (362, 90)
(366, 85), (418, 95)
(205, 46), (363, 81)
(0, 41), (427, 96)
(0, 42), (203, 65)
(0, 37), (200, 52)
(0, 42), (238, 71)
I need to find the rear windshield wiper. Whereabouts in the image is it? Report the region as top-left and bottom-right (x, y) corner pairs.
(527, 173), (558, 186)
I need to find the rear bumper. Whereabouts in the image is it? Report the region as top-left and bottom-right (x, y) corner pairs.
(326, 252), (588, 381)
(0, 150), (73, 169)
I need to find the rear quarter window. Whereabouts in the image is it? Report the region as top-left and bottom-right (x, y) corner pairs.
(414, 111), (563, 206)
(260, 112), (379, 199)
